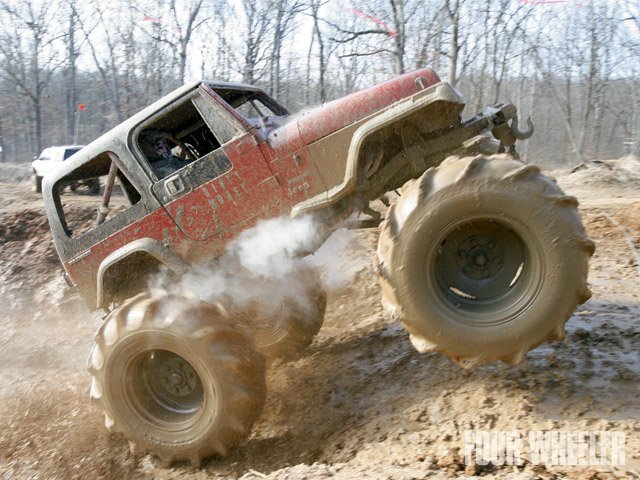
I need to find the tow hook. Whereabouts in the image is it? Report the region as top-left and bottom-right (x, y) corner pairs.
(510, 115), (534, 140)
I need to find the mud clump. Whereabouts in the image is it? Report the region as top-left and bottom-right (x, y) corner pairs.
(0, 206), (96, 311)
(0, 209), (52, 243)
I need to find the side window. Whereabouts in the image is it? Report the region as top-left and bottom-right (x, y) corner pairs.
(212, 88), (289, 123)
(235, 95), (278, 119)
(137, 98), (232, 181)
(210, 88), (290, 135)
(54, 152), (142, 238)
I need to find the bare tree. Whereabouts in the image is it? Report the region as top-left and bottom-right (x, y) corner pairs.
(328, 0), (410, 75)
(63, 1), (81, 141)
(139, 0), (208, 84)
(269, 0), (304, 98)
(0, 0), (635, 164)
(305, 0), (330, 103)
(445, 0), (460, 85)
(0, 0), (63, 155)
(581, 1), (621, 157)
(76, 0), (125, 122)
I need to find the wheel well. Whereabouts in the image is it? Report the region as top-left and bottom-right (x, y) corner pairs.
(102, 252), (165, 306)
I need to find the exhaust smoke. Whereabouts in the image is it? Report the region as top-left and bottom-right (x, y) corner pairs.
(151, 215), (368, 319)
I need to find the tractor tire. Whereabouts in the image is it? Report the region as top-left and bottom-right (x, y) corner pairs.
(87, 178), (100, 195)
(377, 155), (594, 368)
(88, 292), (266, 465)
(32, 173), (42, 193)
(244, 265), (326, 360)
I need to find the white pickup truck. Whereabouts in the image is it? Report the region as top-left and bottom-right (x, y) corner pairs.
(31, 145), (98, 194)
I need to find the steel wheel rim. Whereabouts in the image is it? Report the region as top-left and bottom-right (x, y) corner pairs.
(430, 216), (544, 326)
(123, 349), (205, 431)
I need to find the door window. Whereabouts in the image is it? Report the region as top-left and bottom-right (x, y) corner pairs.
(137, 97), (233, 181)
(136, 87), (282, 241)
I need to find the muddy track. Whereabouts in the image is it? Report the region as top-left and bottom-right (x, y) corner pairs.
(0, 164), (639, 479)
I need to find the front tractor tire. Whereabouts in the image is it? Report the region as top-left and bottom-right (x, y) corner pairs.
(88, 292), (266, 465)
(377, 155), (594, 368)
(243, 265), (326, 360)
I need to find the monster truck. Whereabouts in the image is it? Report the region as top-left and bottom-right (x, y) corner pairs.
(42, 68), (593, 464)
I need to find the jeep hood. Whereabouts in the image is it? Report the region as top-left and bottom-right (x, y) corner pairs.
(267, 68), (440, 153)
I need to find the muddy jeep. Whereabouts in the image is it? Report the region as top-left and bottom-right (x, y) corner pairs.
(43, 68), (593, 464)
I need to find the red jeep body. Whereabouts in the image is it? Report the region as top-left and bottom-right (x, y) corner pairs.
(44, 67), (515, 311)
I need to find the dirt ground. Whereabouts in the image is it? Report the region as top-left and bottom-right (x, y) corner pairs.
(0, 159), (639, 480)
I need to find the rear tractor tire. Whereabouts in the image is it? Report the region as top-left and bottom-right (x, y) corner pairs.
(88, 292), (266, 465)
(377, 155), (594, 368)
(242, 265), (326, 360)
(32, 173), (42, 193)
(87, 178), (100, 195)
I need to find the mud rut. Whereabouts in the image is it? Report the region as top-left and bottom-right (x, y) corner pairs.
(0, 167), (638, 480)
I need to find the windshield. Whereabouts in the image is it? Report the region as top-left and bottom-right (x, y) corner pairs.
(210, 87), (289, 121)
(63, 148), (82, 160)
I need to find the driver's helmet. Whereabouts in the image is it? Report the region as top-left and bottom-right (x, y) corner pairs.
(142, 130), (171, 158)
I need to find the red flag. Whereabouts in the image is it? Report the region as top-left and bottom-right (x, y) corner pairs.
(78, 103), (86, 111)
(142, 14), (162, 23)
(348, 8), (398, 37)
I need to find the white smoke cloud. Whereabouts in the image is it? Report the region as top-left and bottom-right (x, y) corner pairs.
(234, 215), (318, 279)
(307, 227), (368, 290)
(152, 215), (368, 319)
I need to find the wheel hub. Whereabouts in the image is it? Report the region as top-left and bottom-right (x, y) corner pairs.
(457, 234), (504, 279)
(159, 357), (198, 396)
(127, 349), (205, 421)
(435, 219), (528, 310)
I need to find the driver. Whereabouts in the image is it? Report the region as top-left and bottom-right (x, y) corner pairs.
(141, 130), (189, 179)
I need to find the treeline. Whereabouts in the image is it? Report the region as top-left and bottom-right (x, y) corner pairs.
(0, 0), (638, 166)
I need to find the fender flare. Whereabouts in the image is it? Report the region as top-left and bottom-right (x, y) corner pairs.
(291, 82), (464, 217)
(96, 237), (190, 308)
